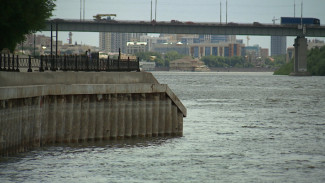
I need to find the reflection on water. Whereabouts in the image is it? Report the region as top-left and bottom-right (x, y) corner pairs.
(1, 72), (325, 182)
(0, 137), (177, 163)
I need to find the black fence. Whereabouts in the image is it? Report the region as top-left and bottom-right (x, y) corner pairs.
(0, 54), (140, 72)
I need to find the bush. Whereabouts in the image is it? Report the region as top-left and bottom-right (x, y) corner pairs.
(274, 46), (325, 76)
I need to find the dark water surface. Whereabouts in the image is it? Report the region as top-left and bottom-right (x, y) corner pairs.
(1, 72), (325, 182)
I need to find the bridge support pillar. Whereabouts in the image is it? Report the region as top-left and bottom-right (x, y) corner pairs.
(290, 36), (311, 76)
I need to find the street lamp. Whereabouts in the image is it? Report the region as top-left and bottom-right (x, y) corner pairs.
(155, 0), (157, 20)
(33, 34), (36, 57)
(42, 45), (46, 55)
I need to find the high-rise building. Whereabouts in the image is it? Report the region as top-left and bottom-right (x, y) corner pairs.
(129, 33), (147, 42)
(198, 35), (234, 44)
(99, 32), (112, 53)
(271, 36), (287, 56)
(99, 33), (146, 53)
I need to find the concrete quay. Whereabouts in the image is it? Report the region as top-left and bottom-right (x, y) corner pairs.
(0, 72), (186, 156)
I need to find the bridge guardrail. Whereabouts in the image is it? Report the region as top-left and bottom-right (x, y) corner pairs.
(0, 54), (140, 72)
(47, 18), (325, 27)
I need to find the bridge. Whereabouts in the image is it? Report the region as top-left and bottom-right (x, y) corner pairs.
(43, 19), (325, 37)
(43, 19), (325, 75)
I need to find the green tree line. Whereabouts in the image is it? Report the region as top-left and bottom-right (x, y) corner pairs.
(0, 0), (56, 52)
(135, 51), (288, 69)
(274, 46), (325, 76)
(264, 55), (286, 68)
(200, 55), (254, 68)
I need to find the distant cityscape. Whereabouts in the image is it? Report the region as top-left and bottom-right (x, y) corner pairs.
(19, 31), (325, 70)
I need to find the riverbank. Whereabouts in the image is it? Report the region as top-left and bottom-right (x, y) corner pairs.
(209, 67), (276, 72)
(154, 67), (276, 72)
(0, 72), (186, 156)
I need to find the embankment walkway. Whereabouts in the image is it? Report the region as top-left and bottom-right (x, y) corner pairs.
(0, 72), (186, 156)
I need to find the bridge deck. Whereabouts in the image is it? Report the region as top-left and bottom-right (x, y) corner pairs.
(43, 19), (325, 37)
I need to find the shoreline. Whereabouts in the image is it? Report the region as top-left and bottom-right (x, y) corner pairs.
(154, 67), (276, 72)
(209, 67), (276, 72)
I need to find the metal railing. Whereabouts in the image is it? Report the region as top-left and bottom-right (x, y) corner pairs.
(0, 54), (140, 72)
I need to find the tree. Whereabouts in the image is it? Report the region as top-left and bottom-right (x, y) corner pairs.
(307, 46), (325, 76)
(201, 56), (227, 67)
(201, 55), (252, 68)
(273, 60), (293, 75)
(163, 51), (185, 67)
(274, 46), (325, 76)
(135, 51), (164, 66)
(0, 0), (56, 52)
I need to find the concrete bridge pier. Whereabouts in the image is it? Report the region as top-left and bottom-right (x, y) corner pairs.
(290, 36), (311, 76)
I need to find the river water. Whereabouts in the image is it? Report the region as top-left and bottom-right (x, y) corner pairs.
(1, 72), (325, 183)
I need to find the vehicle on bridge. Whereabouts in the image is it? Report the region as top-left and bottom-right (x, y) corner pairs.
(171, 20), (182, 24)
(93, 14), (117, 21)
(253, 22), (263, 26)
(185, 21), (195, 25)
(281, 17), (320, 26)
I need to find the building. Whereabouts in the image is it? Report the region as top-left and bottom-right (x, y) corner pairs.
(159, 34), (178, 43)
(57, 44), (98, 55)
(140, 61), (156, 71)
(170, 56), (209, 71)
(129, 33), (147, 42)
(189, 42), (244, 58)
(195, 35), (236, 44)
(23, 34), (62, 48)
(99, 32), (130, 53)
(99, 32), (112, 53)
(260, 48), (269, 60)
(153, 42), (189, 55)
(126, 42), (148, 54)
(99, 33), (146, 53)
(180, 35), (199, 44)
(17, 34), (63, 55)
(271, 36), (287, 56)
(140, 35), (168, 51)
(18, 33), (101, 56)
(307, 39), (325, 50)
(270, 20), (288, 56)
(245, 45), (261, 57)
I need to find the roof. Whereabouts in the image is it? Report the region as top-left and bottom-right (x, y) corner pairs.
(170, 56), (197, 64)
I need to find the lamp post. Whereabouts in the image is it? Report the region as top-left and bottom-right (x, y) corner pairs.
(42, 45), (46, 55)
(151, 0), (152, 21)
(21, 41), (24, 54)
(33, 34), (36, 56)
(155, 0), (157, 21)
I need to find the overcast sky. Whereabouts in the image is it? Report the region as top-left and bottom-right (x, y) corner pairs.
(40, 0), (325, 51)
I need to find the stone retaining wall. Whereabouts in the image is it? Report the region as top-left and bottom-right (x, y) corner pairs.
(0, 72), (186, 156)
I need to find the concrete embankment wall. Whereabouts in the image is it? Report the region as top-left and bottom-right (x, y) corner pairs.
(0, 72), (186, 156)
